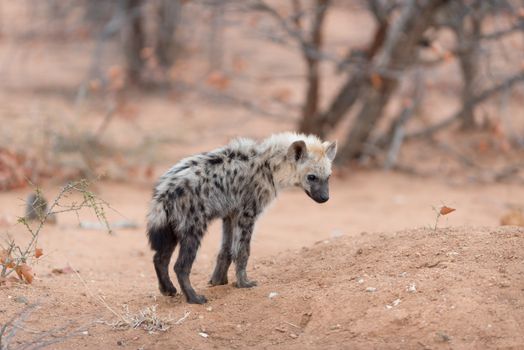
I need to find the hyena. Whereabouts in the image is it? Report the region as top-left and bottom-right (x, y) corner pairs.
(147, 132), (337, 304)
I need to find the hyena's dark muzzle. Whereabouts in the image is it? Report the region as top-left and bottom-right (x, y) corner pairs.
(305, 179), (329, 203)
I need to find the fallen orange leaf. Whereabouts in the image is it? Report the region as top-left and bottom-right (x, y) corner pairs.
(370, 73), (383, 90)
(0, 249), (15, 268)
(440, 206), (456, 215)
(15, 263), (34, 284)
(206, 71), (230, 91)
(0, 249), (7, 263)
(35, 248), (43, 259)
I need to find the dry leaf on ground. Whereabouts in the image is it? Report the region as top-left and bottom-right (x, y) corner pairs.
(35, 248), (43, 258)
(440, 206), (456, 215)
(15, 263), (34, 284)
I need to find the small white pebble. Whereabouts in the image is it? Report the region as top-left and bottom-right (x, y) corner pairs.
(206, 306), (213, 312)
(81, 331), (89, 336)
(407, 282), (417, 293)
(357, 278), (364, 284)
(385, 305), (393, 309)
(331, 229), (343, 238)
(268, 292), (278, 299)
(365, 287), (377, 293)
(199, 332), (209, 338)
(392, 298), (401, 306)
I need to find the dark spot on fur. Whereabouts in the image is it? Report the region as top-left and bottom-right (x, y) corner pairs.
(166, 191), (176, 203)
(214, 180), (224, 192)
(238, 153), (249, 162)
(207, 157), (223, 165)
(228, 151), (237, 160)
(175, 187), (185, 196)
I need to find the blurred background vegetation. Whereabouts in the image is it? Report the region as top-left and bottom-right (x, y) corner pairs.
(0, 0), (523, 191)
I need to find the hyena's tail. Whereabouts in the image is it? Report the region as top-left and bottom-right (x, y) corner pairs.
(147, 199), (176, 251)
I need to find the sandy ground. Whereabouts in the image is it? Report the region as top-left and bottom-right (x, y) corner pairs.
(1, 174), (524, 349)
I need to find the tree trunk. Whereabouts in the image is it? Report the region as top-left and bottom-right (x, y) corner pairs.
(457, 11), (481, 129)
(156, 0), (181, 69)
(337, 0), (449, 164)
(298, 0), (330, 136)
(123, 0), (145, 85)
(208, 0), (225, 71)
(337, 77), (397, 161)
(299, 56), (322, 134)
(300, 19), (388, 138)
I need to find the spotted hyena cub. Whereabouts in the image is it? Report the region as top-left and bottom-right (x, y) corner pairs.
(147, 132), (337, 304)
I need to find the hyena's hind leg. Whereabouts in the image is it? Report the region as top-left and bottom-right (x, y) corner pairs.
(175, 233), (207, 304)
(234, 216), (257, 288)
(209, 216), (235, 286)
(149, 225), (178, 296)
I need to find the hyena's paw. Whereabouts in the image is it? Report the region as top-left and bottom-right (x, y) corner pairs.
(159, 285), (178, 297)
(208, 275), (228, 286)
(187, 294), (208, 304)
(234, 279), (258, 288)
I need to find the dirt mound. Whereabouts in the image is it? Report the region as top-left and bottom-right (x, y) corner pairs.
(3, 226), (523, 349)
(160, 226), (523, 350)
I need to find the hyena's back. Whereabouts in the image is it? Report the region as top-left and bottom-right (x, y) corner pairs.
(148, 139), (274, 237)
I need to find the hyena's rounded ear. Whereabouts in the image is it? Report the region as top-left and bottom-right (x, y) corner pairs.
(287, 140), (308, 163)
(324, 141), (337, 161)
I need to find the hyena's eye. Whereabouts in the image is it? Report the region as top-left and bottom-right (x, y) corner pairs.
(307, 174), (317, 182)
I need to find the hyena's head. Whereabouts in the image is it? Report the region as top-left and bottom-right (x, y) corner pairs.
(287, 139), (337, 203)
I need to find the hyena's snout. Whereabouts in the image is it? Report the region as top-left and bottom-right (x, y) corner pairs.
(306, 180), (329, 203)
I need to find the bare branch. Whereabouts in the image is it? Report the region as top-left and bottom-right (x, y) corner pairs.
(407, 71), (524, 139)
(481, 20), (524, 41)
(383, 72), (424, 170)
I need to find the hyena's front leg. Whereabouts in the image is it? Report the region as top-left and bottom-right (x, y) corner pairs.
(234, 216), (257, 288)
(209, 215), (235, 286)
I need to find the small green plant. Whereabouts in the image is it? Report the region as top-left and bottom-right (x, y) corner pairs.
(0, 180), (111, 283)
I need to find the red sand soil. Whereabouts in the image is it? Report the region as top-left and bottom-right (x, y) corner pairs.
(1, 177), (523, 349)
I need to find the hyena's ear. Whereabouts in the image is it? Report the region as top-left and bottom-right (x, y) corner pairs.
(287, 140), (308, 163)
(324, 141), (337, 161)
